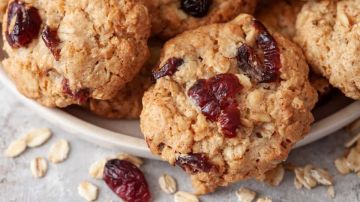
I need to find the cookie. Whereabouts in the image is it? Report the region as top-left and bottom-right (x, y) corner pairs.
(255, 0), (304, 39)
(140, 14), (317, 194)
(294, 0), (360, 100)
(87, 41), (162, 119)
(143, 0), (258, 38)
(2, 0), (151, 107)
(0, 0), (7, 22)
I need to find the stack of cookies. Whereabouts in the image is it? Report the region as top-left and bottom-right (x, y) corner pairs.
(1, 0), (359, 195)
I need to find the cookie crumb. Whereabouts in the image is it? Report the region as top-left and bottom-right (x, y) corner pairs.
(235, 187), (256, 202)
(159, 174), (177, 194)
(78, 181), (99, 202)
(48, 139), (70, 163)
(262, 164), (285, 186)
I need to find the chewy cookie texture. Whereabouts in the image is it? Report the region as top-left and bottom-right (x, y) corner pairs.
(143, 0), (258, 38)
(2, 0), (151, 107)
(141, 14), (317, 194)
(87, 40), (163, 119)
(294, 0), (360, 100)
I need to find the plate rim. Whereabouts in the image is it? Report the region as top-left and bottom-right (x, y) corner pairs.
(1, 67), (360, 159)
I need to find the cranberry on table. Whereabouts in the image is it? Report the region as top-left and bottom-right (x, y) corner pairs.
(6, 0), (42, 48)
(42, 26), (61, 61)
(237, 20), (281, 83)
(152, 57), (184, 80)
(104, 159), (151, 202)
(180, 0), (212, 18)
(176, 153), (213, 174)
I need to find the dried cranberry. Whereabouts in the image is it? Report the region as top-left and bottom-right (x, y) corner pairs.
(104, 159), (151, 202)
(236, 20), (281, 83)
(6, 0), (42, 48)
(42, 26), (61, 61)
(176, 153), (213, 173)
(62, 79), (89, 104)
(152, 57), (184, 80)
(180, 0), (212, 18)
(188, 73), (242, 137)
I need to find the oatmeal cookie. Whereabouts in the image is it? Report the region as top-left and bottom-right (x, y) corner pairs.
(2, 0), (151, 107)
(140, 14), (317, 194)
(255, 0), (304, 39)
(294, 0), (360, 99)
(88, 41), (162, 119)
(0, 0), (7, 22)
(143, 0), (257, 38)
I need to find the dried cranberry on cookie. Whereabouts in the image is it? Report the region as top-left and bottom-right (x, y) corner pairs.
(140, 14), (317, 194)
(143, 0), (258, 38)
(2, 0), (151, 107)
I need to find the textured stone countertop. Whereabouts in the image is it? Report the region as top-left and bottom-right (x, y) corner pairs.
(0, 84), (359, 202)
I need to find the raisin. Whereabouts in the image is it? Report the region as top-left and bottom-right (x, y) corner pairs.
(188, 73), (242, 137)
(104, 159), (151, 202)
(176, 153), (213, 174)
(62, 79), (89, 104)
(42, 26), (61, 61)
(152, 57), (184, 80)
(6, 0), (42, 48)
(180, 0), (212, 18)
(236, 20), (281, 83)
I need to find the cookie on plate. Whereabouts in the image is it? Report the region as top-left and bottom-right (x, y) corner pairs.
(143, 0), (258, 38)
(88, 41), (163, 119)
(255, 0), (332, 97)
(2, 0), (151, 107)
(140, 14), (317, 194)
(255, 0), (304, 39)
(0, 0), (7, 21)
(294, 0), (360, 99)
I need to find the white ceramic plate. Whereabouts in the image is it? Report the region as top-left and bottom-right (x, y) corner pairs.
(1, 66), (360, 159)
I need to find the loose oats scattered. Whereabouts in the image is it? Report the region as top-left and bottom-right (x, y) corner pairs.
(256, 197), (272, 202)
(24, 128), (52, 148)
(334, 157), (351, 175)
(294, 177), (302, 190)
(30, 157), (48, 178)
(78, 181), (99, 202)
(294, 165), (334, 190)
(310, 168), (333, 186)
(48, 139), (70, 163)
(89, 159), (107, 180)
(263, 164), (285, 186)
(327, 186), (335, 199)
(345, 149), (360, 172)
(159, 173), (177, 194)
(235, 187), (256, 202)
(174, 191), (199, 202)
(116, 153), (143, 168)
(4, 139), (27, 158)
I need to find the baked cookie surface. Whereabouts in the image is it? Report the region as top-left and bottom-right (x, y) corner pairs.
(294, 0), (360, 99)
(143, 0), (257, 38)
(255, 0), (304, 39)
(88, 40), (162, 119)
(141, 14), (317, 194)
(2, 0), (151, 107)
(0, 0), (7, 21)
